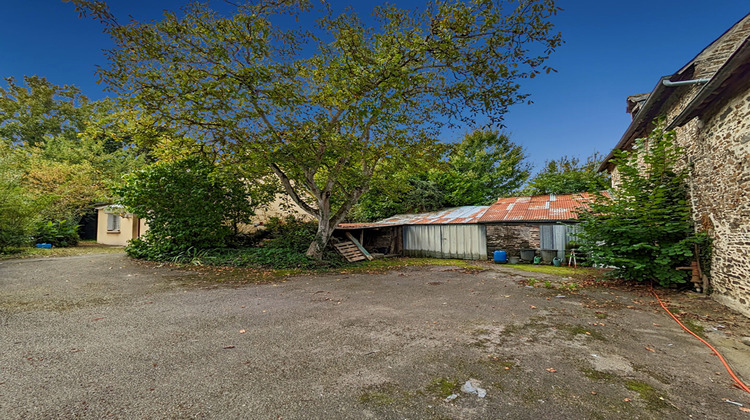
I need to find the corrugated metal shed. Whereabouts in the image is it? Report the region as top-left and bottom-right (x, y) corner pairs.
(478, 192), (605, 223)
(403, 224), (487, 260)
(337, 206), (490, 260)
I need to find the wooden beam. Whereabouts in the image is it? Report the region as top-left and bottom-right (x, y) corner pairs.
(346, 232), (373, 261)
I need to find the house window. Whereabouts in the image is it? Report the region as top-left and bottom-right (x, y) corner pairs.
(107, 214), (121, 232)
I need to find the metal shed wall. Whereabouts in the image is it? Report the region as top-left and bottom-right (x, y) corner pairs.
(403, 225), (487, 260)
(539, 224), (581, 259)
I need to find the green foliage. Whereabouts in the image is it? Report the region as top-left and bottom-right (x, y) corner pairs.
(237, 217), (344, 268)
(576, 121), (703, 287)
(1, 77), (148, 224)
(73, 0), (562, 258)
(0, 75), (91, 147)
(523, 153), (610, 195)
(350, 174), (446, 222)
(350, 130), (529, 221)
(0, 154), (37, 251)
(440, 130), (530, 206)
(116, 156), (255, 260)
(33, 219), (80, 247)
(164, 217), (345, 269)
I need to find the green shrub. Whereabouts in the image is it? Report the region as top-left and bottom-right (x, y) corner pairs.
(238, 216), (343, 269)
(0, 161), (36, 252)
(576, 120), (707, 287)
(116, 156), (255, 260)
(138, 216), (345, 269)
(33, 219), (80, 247)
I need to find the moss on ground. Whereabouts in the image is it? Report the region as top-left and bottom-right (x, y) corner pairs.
(353, 258), (485, 272)
(505, 264), (599, 278)
(625, 380), (671, 410)
(556, 323), (606, 341)
(358, 383), (403, 405)
(681, 318), (706, 338)
(581, 368), (617, 381)
(425, 377), (460, 399)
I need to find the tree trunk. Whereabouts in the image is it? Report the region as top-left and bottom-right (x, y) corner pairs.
(306, 218), (335, 260)
(304, 191), (364, 260)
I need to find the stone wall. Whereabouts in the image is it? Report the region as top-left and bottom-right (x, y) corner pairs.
(485, 223), (540, 257)
(675, 84), (750, 316)
(609, 14), (750, 317)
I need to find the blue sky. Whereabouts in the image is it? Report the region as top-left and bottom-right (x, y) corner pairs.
(1, 1), (748, 171)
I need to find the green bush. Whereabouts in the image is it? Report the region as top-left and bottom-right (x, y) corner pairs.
(237, 216), (343, 269)
(141, 216), (345, 269)
(116, 156), (255, 260)
(33, 219), (80, 247)
(0, 160), (37, 252)
(576, 120), (706, 287)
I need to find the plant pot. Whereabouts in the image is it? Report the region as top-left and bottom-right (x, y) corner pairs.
(520, 249), (536, 262)
(508, 256), (520, 264)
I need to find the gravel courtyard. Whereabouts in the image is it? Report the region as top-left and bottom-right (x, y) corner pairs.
(1, 252), (749, 419)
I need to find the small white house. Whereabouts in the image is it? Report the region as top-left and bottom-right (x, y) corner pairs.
(95, 205), (147, 246)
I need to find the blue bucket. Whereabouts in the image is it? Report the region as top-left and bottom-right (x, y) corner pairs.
(493, 250), (508, 263)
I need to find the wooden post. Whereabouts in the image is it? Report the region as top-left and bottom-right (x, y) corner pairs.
(346, 232), (373, 261)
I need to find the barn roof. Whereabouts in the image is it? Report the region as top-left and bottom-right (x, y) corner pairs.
(477, 192), (604, 223)
(337, 206), (489, 229)
(338, 192), (608, 229)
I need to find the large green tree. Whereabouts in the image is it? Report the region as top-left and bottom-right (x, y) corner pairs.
(73, 0), (562, 259)
(0, 150), (37, 251)
(351, 130), (529, 221)
(523, 152), (610, 195)
(439, 130), (529, 206)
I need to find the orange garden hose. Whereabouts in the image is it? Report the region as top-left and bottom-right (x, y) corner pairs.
(650, 286), (750, 394)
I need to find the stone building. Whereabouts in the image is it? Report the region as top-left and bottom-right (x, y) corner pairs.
(478, 193), (600, 260)
(600, 13), (750, 316)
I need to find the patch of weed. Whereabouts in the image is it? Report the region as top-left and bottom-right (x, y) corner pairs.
(356, 258), (484, 272)
(425, 377), (460, 399)
(483, 355), (516, 373)
(469, 338), (492, 348)
(521, 387), (543, 405)
(557, 324), (606, 341)
(562, 282), (579, 291)
(506, 264), (600, 278)
(543, 280), (554, 289)
(594, 311), (608, 319)
(681, 318), (705, 338)
(472, 328), (490, 336)
(581, 368), (617, 382)
(359, 383), (400, 405)
(625, 380), (671, 411)
(528, 315), (547, 323)
(527, 278), (538, 286)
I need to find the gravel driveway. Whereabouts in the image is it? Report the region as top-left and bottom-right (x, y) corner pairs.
(1, 253), (749, 419)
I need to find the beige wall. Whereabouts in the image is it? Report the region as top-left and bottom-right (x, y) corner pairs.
(96, 208), (147, 246)
(240, 194), (315, 233)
